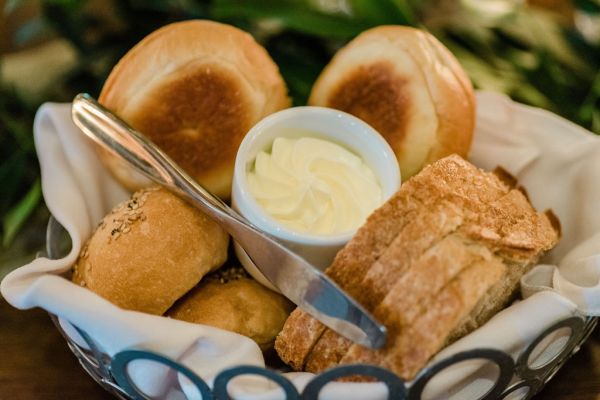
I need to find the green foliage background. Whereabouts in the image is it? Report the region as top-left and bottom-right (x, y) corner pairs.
(1, 0), (599, 266)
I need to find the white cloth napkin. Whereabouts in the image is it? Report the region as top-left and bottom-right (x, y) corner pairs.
(1, 91), (600, 399)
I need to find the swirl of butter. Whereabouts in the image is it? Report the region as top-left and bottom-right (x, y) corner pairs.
(246, 136), (383, 235)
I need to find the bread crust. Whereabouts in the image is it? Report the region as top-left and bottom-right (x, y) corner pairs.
(98, 20), (290, 198)
(309, 26), (475, 178)
(381, 256), (505, 378)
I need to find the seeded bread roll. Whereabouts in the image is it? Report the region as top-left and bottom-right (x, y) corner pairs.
(167, 267), (294, 350)
(309, 26), (475, 178)
(72, 187), (229, 315)
(98, 20), (290, 198)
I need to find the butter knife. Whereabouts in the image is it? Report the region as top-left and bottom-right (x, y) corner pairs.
(71, 93), (386, 349)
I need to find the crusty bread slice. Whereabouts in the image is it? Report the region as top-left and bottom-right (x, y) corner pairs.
(386, 255), (506, 378)
(275, 155), (512, 370)
(273, 309), (325, 371)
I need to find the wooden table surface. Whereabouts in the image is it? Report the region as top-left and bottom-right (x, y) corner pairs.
(1, 297), (600, 399)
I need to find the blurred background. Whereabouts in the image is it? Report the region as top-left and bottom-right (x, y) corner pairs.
(1, 0), (599, 276)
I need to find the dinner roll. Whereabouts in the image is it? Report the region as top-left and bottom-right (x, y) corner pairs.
(309, 26), (475, 178)
(99, 20), (290, 198)
(72, 187), (229, 315)
(167, 267), (294, 350)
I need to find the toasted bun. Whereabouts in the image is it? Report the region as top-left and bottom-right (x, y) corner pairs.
(72, 187), (229, 315)
(309, 26), (475, 178)
(99, 20), (290, 198)
(168, 269), (293, 350)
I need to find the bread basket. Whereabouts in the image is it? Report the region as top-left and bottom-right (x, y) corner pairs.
(46, 213), (597, 399)
(3, 91), (600, 400)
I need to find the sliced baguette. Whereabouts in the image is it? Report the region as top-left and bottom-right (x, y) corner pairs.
(275, 155), (512, 370)
(309, 172), (558, 379)
(276, 155), (559, 379)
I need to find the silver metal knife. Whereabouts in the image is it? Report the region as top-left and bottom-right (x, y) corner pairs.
(71, 93), (387, 349)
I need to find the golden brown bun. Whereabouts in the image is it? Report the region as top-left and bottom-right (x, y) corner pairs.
(167, 269), (294, 350)
(309, 26), (475, 179)
(98, 20), (291, 198)
(72, 187), (229, 315)
(276, 155), (559, 379)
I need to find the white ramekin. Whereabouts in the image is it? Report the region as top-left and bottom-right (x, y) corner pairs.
(232, 106), (401, 291)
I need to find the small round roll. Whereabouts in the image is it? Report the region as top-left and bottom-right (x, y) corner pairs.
(72, 187), (229, 315)
(99, 20), (290, 198)
(309, 26), (475, 179)
(167, 267), (293, 351)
